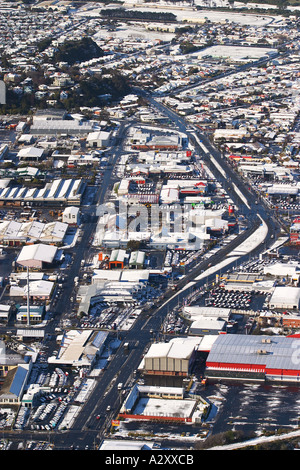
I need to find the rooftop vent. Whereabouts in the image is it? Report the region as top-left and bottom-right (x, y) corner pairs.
(257, 349), (268, 355)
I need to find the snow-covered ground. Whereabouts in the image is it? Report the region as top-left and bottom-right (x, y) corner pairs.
(93, 23), (176, 41)
(76, 3), (278, 26)
(123, 3), (277, 24)
(208, 427), (300, 450)
(197, 45), (277, 61)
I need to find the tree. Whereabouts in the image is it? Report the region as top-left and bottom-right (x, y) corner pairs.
(53, 37), (104, 66)
(127, 240), (141, 251)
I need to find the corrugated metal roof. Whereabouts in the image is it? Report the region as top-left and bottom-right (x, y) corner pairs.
(10, 365), (28, 397)
(207, 334), (300, 370)
(16, 329), (44, 337)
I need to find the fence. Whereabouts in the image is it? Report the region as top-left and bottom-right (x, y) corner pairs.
(118, 413), (192, 423)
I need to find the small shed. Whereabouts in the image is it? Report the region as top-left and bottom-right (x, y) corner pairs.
(129, 251), (145, 269)
(109, 249), (126, 269)
(62, 206), (80, 225)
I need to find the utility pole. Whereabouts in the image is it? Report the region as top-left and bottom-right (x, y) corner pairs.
(27, 266), (30, 327)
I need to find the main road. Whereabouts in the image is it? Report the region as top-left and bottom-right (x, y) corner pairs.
(3, 86), (282, 450)
(47, 89), (282, 449)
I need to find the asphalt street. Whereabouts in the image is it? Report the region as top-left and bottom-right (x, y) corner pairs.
(1, 86), (283, 450)
(48, 96), (282, 449)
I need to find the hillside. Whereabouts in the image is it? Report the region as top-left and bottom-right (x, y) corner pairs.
(53, 37), (104, 66)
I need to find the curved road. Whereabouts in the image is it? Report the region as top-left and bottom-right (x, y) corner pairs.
(57, 93), (282, 449)
(3, 86), (283, 450)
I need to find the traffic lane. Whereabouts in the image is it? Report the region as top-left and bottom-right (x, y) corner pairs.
(137, 225), (263, 330)
(74, 355), (127, 428)
(198, 135), (257, 204)
(70, 97), (276, 440)
(0, 249), (17, 278)
(196, 133), (281, 233)
(147, 96), (260, 214)
(147, 220), (276, 329)
(51, 124), (133, 428)
(91, 361), (138, 427)
(74, 86), (282, 443)
(144, 95), (260, 214)
(74, 334), (151, 431)
(50, 222), (96, 310)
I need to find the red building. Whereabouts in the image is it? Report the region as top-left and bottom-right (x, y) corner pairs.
(290, 218), (300, 245)
(205, 334), (300, 383)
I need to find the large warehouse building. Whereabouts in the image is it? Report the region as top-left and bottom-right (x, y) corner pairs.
(268, 286), (300, 310)
(142, 337), (206, 377)
(0, 178), (85, 207)
(16, 244), (60, 270)
(205, 334), (300, 383)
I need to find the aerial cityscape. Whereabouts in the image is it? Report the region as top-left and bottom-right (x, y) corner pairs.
(1, 0), (300, 454)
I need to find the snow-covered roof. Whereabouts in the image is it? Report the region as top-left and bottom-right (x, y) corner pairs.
(17, 243), (57, 264)
(145, 337), (202, 360)
(269, 286), (300, 308)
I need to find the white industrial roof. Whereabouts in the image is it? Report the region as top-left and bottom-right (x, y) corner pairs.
(17, 147), (44, 158)
(264, 262), (300, 277)
(92, 270), (121, 282)
(50, 329), (108, 366)
(63, 206), (80, 215)
(0, 221), (22, 239)
(146, 342), (171, 358)
(197, 335), (218, 352)
(109, 249), (126, 262)
(160, 186), (180, 203)
(0, 220), (67, 243)
(129, 250), (145, 265)
(134, 396), (196, 419)
(0, 179), (83, 203)
(138, 385), (184, 396)
(121, 270), (149, 282)
(58, 329), (92, 362)
(87, 130), (111, 140)
(100, 440), (153, 450)
(269, 286), (300, 307)
(24, 280), (54, 297)
(183, 306), (231, 320)
(0, 304), (11, 312)
(0, 179), (10, 189)
(31, 120), (94, 130)
(190, 317), (226, 330)
(17, 243), (57, 264)
(16, 329), (44, 338)
(145, 336), (201, 360)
